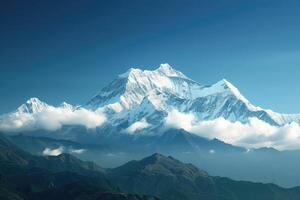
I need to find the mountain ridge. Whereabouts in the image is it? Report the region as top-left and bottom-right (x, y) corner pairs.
(9, 64), (300, 126)
(0, 133), (160, 200)
(2, 64), (300, 150)
(109, 152), (300, 200)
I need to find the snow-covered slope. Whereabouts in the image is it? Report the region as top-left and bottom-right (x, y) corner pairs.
(86, 64), (300, 128)
(86, 64), (200, 110)
(17, 98), (50, 114)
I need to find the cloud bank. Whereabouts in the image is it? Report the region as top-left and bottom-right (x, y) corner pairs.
(165, 109), (300, 150)
(0, 106), (106, 132)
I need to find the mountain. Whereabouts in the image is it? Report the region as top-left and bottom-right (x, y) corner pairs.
(3, 64), (300, 187)
(2, 64), (300, 136)
(3, 131), (300, 200)
(7, 133), (109, 156)
(86, 64), (300, 128)
(16, 98), (51, 114)
(0, 133), (111, 199)
(0, 133), (106, 176)
(13, 130), (300, 189)
(16, 97), (75, 115)
(0, 133), (159, 200)
(109, 153), (300, 200)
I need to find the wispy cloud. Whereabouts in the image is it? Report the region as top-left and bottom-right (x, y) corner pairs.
(43, 146), (65, 156)
(125, 118), (150, 134)
(70, 148), (86, 154)
(42, 146), (86, 156)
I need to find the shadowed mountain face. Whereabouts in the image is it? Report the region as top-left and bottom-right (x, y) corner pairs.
(0, 133), (158, 200)
(96, 193), (159, 200)
(3, 132), (300, 200)
(109, 153), (215, 200)
(109, 153), (300, 200)
(8, 130), (300, 188)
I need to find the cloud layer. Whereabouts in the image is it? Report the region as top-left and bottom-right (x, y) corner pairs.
(0, 106), (106, 132)
(165, 109), (300, 150)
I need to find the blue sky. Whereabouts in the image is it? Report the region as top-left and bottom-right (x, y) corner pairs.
(1, 0), (300, 113)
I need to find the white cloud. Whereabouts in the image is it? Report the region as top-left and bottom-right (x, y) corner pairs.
(125, 118), (150, 134)
(165, 109), (300, 150)
(43, 146), (64, 156)
(0, 106), (106, 132)
(42, 146), (86, 156)
(165, 109), (195, 130)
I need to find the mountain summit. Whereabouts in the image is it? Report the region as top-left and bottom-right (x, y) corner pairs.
(109, 153), (300, 200)
(86, 63), (197, 110)
(85, 64), (300, 130)
(17, 97), (50, 114)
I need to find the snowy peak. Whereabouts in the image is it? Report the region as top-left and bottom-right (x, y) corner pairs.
(119, 64), (188, 79)
(217, 79), (248, 102)
(213, 79), (250, 102)
(88, 64), (197, 110)
(120, 65), (255, 106)
(16, 98), (75, 115)
(118, 68), (142, 79)
(199, 79), (260, 112)
(87, 64), (261, 112)
(208, 79), (245, 98)
(17, 98), (49, 114)
(26, 97), (44, 105)
(155, 63), (188, 78)
(96, 64), (298, 126)
(60, 102), (75, 110)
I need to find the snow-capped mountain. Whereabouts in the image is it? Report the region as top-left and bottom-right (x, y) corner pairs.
(16, 97), (75, 114)
(86, 64), (193, 110)
(2, 64), (300, 135)
(17, 98), (50, 114)
(3, 64), (300, 187)
(85, 64), (300, 128)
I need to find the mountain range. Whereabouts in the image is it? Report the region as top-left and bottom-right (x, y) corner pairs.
(1, 64), (300, 188)
(1, 133), (300, 200)
(2, 64), (300, 134)
(86, 64), (300, 127)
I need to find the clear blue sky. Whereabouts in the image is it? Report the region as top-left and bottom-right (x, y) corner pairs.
(1, 0), (300, 113)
